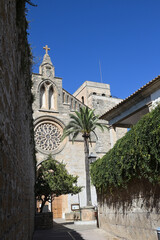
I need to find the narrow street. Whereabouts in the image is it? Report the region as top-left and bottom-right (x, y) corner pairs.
(33, 219), (113, 240)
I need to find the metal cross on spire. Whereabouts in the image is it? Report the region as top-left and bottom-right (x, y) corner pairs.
(43, 45), (50, 54)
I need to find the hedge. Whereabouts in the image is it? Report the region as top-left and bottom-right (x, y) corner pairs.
(90, 105), (160, 194)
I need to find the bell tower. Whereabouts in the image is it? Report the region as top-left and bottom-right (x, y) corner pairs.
(39, 45), (55, 78)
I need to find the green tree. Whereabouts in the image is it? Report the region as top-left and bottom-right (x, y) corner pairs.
(61, 106), (108, 206)
(35, 155), (82, 212)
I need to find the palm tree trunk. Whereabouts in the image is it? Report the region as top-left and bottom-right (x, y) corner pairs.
(83, 137), (92, 206)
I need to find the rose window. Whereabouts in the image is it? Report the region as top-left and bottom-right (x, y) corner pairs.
(35, 123), (62, 151)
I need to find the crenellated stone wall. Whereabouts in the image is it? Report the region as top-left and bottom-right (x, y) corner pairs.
(0, 0), (35, 239)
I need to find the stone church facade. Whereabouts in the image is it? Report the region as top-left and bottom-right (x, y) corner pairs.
(32, 46), (126, 218)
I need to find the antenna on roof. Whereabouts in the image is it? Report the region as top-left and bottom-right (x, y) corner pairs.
(99, 59), (103, 83)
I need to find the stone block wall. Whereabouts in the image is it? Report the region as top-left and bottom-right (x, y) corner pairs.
(0, 0), (35, 239)
(35, 213), (53, 230)
(97, 179), (160, 240)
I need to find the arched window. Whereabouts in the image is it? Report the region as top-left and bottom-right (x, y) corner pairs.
(82, 96), (84, 104)
(49, 86), (54, 109)
(67, 95), (69, 104)
(71, 99), (73, 110)
(39, 82), (57, 110)
(102, 93), (105, 96)
(63, 92), (65, 103)
(40, 84), (46, 108)
(93, 92), (96, 95)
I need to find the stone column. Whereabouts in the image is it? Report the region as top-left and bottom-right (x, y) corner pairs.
(109, 125), (117, 148)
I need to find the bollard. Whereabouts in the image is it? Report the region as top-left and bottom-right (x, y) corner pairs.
(157, 227), (160, 240)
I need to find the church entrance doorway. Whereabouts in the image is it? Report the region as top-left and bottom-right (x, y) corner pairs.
(52, 196), (62, 218)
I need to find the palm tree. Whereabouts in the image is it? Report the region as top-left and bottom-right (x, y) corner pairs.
(61, 106), (107, 206)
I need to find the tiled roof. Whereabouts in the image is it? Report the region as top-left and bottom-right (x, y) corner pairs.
(100, 75), (160, 120)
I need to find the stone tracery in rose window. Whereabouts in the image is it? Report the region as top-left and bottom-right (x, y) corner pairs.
(35, 123), (62, 151)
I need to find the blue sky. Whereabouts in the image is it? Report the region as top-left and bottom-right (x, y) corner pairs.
(27, 0), (160, 99)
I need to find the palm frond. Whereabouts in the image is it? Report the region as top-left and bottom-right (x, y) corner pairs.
(62, 106), (108, 143)
(92, 130), (98, 140)
(72, 131), (80, 143)
(96, 122), (108, 131)
(69, 113), (83, 127)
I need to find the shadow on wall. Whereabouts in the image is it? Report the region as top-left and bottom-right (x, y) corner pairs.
(98, 178), (160, 214)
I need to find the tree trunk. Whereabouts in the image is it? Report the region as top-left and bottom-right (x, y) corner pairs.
(40, 199), (46, 213)
(84, 137), (92, 206)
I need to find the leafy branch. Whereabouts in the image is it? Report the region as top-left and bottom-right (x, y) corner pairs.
(35, 155), (82, 212)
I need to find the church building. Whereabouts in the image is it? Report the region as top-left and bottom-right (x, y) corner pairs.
(32, 46), (126, 218)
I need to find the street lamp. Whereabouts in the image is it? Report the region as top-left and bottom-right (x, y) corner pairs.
(157, 227), (160, 240)
(88, 152), (97, 164)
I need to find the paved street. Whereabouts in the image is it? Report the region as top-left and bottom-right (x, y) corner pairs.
(33, 219), (113, 240)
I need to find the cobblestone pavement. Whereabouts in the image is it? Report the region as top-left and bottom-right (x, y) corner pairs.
(33, 219), (112, 240)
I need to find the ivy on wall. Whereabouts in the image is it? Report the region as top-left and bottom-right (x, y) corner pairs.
(16, 0), (36, 164)
(91, 105), (160, 194)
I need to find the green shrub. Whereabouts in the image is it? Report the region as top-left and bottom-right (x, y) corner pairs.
(91, 105), (160, 194)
